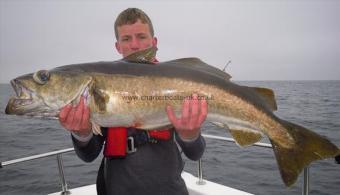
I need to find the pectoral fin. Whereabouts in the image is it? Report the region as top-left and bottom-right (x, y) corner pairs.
(91, 86), (109, 113)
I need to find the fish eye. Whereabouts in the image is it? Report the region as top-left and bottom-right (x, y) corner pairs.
(33, 70), (50, 85)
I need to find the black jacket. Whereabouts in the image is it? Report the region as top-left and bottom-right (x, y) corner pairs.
(72, 127), (205, 195)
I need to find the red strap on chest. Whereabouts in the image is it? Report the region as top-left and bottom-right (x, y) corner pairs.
(103, 127), (127, 157)
(148, 129), (171, 140)
(103, 127), (171, 158)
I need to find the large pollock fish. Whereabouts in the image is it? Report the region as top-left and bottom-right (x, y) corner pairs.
(5, 48), (339, 187)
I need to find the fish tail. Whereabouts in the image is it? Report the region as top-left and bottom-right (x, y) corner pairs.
(270, 120), (340, 187)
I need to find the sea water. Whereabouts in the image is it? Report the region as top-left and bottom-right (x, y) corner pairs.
(1, 81), (339, 195)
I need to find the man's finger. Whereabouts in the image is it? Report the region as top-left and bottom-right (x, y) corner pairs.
(65, 107), (76, 130)
(181, 97), (190, 123)
(72, 98), (85, 130)
(166, 105), (179, 126)
(189, 94), (199, 129)
(197, 99), (208, 125)
(81, 103), (91, 130)
(59, 104), (72, 123)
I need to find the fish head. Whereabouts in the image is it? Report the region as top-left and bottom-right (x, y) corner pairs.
(5, 69), (92, 117)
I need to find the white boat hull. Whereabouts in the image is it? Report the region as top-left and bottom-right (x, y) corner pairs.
(48, 172), (253, 195)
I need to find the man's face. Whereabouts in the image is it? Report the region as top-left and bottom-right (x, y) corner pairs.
(115, 19), (157, 57)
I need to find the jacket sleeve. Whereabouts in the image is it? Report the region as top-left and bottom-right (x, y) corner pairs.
(71, 128), (106, 163)
(175, 132), (206, 161)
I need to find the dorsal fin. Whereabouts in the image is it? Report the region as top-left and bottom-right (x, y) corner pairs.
(251, 87), (277, 111)
(164, 58), (232, 81)
(123, 47), (158, 63)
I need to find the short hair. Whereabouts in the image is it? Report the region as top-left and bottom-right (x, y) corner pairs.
(114, 8), (154, 40)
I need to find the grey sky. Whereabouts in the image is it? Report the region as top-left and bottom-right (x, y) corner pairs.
(1, 0), (339, 83)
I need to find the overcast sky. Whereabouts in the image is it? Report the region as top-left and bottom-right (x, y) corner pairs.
(1, 0), (339, 83)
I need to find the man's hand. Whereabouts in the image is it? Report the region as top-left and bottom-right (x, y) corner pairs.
(166, 94), (208, 141)
(59, 97), (92, 137)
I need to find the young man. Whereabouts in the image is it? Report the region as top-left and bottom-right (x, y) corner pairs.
(59, 8), (207, 195)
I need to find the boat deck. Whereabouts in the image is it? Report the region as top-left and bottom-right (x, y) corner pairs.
(48, 172), (253, 195)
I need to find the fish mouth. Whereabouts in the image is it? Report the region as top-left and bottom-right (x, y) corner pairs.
(11, 79), (34, 103)
(5, 79), (35, 114)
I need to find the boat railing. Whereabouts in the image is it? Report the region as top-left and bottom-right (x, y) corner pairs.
(1, 134), (311, 195)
